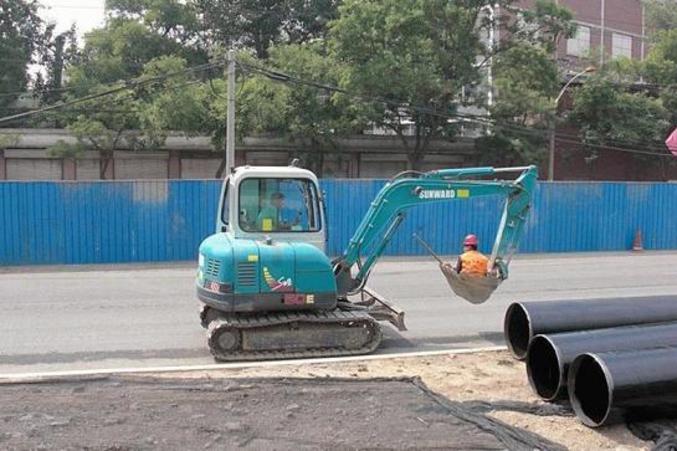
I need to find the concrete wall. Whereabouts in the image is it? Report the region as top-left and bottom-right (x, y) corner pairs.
(0, 129), (479, 180)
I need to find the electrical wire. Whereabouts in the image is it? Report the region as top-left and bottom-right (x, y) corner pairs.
(238, 60), (675, 158)
(0, 61), (224, 125)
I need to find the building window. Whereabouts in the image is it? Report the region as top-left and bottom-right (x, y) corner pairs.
(612, 33), (632, 59)
(567, 26), (590, 57)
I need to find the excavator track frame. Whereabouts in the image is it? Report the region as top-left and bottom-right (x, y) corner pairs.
(205, 310), (382, 361)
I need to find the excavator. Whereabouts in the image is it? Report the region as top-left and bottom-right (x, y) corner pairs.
(196, 162), (537, 361)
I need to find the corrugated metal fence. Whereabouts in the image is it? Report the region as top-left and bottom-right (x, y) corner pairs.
(1, 180), (676, 265)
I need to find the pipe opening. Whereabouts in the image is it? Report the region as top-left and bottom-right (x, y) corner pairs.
(570, 355), (610, 427)
(505, 303), (530, 359)
(527, 336), (562, 400)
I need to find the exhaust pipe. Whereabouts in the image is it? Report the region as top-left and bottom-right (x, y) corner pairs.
(568, 347), (677, 427)
(527, 322), (677, 401)
(504, 296), (677, 360)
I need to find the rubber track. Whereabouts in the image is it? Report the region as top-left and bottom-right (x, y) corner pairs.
(206, 310), (383, 361)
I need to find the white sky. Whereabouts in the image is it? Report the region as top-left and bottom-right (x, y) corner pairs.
(39, 0), (107, 37)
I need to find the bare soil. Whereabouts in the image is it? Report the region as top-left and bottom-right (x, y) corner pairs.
(0, 374), (562, 450)
(163, 350), (653, 451)
(1, 350), (671, 450)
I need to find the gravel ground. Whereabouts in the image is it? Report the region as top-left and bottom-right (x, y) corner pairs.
(0, 375), (562, 450)
(2, 350), (675, 450)
(157, 350), (660, 450)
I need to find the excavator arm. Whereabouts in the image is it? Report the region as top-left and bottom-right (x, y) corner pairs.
(332, 165), (538, 297)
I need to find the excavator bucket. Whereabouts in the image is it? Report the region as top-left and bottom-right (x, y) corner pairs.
(414, 233), (501, 304)
(440, 265), (500, 305)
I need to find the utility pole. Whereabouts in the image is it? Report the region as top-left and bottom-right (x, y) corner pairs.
(548, 66), (595, 181)
(226, 49), (236, 174)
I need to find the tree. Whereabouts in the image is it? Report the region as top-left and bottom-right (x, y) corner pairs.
(643, 0), (677, 35)
(476, 44), (560, 166)
(329, 0), (574, 170)
(475, 0), (575, 167)
(569, 78), (669, 145)
(567, 76), (670, 175)
(0, 0), (47, 118)
(193, 0), (339, 59)
(52, 55), (213, 178)
(32, 25), (81, 117)
(232, 44), (361, 175)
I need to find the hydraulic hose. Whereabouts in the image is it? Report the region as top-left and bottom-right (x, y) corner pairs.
(504, 295), (677, 360)
(568, 347), (677, 427)
(526, 322), (677, 401)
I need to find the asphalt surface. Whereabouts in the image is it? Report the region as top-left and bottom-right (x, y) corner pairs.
(1, 252), (677, 375)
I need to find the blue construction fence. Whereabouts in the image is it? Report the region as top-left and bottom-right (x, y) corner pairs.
(1, 180), (676, 265)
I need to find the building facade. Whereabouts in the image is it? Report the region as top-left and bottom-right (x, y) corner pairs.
(0, 129), (478, 181)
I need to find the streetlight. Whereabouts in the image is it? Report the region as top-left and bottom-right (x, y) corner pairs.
(547, 66), (596, 181)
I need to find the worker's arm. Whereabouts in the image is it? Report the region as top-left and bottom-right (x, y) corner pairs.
(440, 261), (459, 277)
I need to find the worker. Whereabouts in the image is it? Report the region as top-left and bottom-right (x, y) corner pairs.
(256, 192), (299, 232)
(441, 234), (489, 277)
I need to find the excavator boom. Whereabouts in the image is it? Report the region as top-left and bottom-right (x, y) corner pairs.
(333, 165), (538, 296)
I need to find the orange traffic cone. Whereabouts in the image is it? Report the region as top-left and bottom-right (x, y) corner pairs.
(632, 229), (643, 252)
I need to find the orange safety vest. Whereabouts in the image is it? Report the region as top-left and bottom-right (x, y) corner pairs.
(459, 250), (489, 277)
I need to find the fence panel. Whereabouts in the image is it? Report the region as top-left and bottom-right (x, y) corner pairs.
(1, 180), (676, 266)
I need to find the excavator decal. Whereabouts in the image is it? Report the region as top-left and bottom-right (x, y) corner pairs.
(262, 266), (294, 292)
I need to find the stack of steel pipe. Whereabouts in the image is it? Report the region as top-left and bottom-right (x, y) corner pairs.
(503, 295), (677, 427)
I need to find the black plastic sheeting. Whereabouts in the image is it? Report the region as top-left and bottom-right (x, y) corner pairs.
(504, 295), (677, 360)
(627, 420), (677, 451)
(527, 322), (677, 401)
(568, 347), (677, 428)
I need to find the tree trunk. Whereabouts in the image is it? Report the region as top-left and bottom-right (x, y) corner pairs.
(100, 150), (113, 180)
(407, 125), (424, 171)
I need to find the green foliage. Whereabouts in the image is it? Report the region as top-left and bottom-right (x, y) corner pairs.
(330, 0), (490, 168)
(644, 29), (677, 84)
(328, 0), (575, 168)
(67, 19), (204, 93)
(478, 44), (559, 166)
(492, 45), (559, 121)
(194, 0), (339, 58)
(475, 0), (574, 167)
(211, 44), (360, 173)
(135, 56), (212, 141)
(643, 0), (677, 35)
(510, 0), (576, 52)
(47, 139), (85, 159)
(45, 0), (580, 174)
(0, 134), (19, 149)
(569, 77), (669, 149)
(0, 0), (46, 116)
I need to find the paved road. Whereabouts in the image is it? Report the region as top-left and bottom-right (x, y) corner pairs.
(2, 252), (677, 375)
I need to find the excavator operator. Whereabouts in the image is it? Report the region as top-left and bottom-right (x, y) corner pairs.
(441, 234), (489, 277)
(256, 192), (300, 232)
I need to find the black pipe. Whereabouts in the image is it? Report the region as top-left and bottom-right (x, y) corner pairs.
(526, 322), (677, 401)
(568, 347), (677, 427)
(504, 295), (677, 360)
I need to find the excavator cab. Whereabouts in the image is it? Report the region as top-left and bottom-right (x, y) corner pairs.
(215, 164), (327, 251)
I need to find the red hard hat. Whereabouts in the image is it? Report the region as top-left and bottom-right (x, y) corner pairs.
(463, 234), (478, 246)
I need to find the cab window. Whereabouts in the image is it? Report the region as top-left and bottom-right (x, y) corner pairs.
(239, 178), (321, 233)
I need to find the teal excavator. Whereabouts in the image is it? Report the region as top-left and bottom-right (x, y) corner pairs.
(196, 163), (538, 361)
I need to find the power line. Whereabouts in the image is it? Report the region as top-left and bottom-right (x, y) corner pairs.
(0, 61), (224, 125)
(239, 59), (675, 159)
